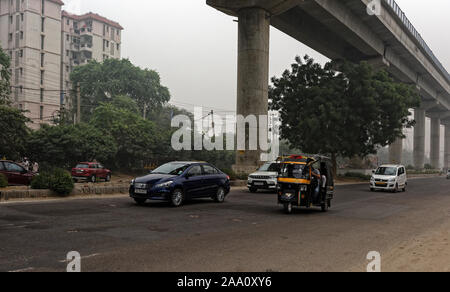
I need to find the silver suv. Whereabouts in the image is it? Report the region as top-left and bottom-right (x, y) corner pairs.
(247, 162), (281, 193)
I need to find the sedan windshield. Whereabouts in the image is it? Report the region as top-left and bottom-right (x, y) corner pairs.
(152, 163), (190, 176)
(375, 167), (397, 176)
(258, 163), (280, 172)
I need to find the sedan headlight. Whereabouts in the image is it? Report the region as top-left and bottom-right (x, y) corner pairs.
(388, 178), (396, 183)
(370, 177), (375, 182)
(155, 181), (173, 189)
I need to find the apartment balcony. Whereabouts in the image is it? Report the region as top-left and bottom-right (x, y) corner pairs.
(79, 27), (93, 36)
(80, 43), (93, 52)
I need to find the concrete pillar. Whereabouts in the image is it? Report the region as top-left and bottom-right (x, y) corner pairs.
(389, 138), (403, 165)
(430, 117), (441, 169)
(413, 108), (426, 169)
(233, 7), (270, 174)
(445, 124), (450, 171)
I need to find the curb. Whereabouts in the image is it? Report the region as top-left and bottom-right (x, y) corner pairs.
(0, 184), (129, 202)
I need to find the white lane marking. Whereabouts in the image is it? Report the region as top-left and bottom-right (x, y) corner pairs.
(9, 267), (35, 273)
(58, 253), (101, 263)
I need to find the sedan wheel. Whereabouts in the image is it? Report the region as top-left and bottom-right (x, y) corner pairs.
(90, 175), (96, 183)
(171, 189), (184, 207)
(214, 187), (226, 203)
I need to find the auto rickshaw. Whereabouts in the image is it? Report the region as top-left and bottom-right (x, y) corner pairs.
(277, 155), (335, 214)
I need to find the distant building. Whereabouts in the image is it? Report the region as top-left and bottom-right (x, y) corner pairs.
(61, 11), (123, 110)
(0, 0), (123, 129)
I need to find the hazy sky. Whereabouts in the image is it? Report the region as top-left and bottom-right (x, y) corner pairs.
(63, 0), (449, 162)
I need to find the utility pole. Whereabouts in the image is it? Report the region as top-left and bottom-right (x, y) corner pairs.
(211, 110), (215, 137)
(76, 83), (81, 124)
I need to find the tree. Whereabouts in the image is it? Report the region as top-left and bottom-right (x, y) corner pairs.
(0, 106), (30, 160)
(27, 123), (117, 170)
(90, 101), (165, 169)
(70, 58), (170, 121)
(0, 46), (11, 105)
(269, 56), (420, 173)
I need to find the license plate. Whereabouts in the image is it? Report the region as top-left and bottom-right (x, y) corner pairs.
(135, 189), (147, 194)
(376, 183), (387, 186)
(254, 182), (264, 186)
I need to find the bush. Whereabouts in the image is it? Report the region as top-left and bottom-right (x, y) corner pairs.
(343, 172), (372, 181)
(31, 172), (52, 189)
(222, 168), (249, 181)
(30, 169), (74, 196)
(48, 169), (74, 196)
(424, 164), (434, 170)
(0, 173), (8, 188)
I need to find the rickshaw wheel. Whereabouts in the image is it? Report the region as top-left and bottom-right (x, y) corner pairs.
(283, 203), (293, 214)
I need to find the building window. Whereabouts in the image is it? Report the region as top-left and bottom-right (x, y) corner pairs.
(41, 0), (44, 14)
(40, 88), (44, 103)
(66, 65), (69, 72)
(19, 49), (23, 57)
(41, 17), (45, 32)
(40, 70), (44, 85)
(41, 53), (44, 67)
(66, 34), (69, 42)
(20, 31), (23, 39)
(67, 19), (70, 25)
(41, 35), (44, 50)
(40, 106), (44, 120)
(66, 50), (69, 57)
(21, 13), (24, 22)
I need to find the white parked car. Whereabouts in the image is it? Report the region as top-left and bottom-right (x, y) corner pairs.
(370, 165), (407, 193)
(247, 162), (281, 193)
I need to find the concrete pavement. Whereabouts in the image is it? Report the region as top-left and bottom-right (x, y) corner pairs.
(0, 177), (449, 272)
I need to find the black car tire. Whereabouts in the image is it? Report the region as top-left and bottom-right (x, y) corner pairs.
(90, 175), (96, 183)
(134, 198), (146, 205)
(321, 200), (329, 212)
(283, 203), (292, 214)
(249, 187), (258, 193)
(170, 189), (184, 207)
(393, 184), (399, 193)
(214, 187), (226, 203)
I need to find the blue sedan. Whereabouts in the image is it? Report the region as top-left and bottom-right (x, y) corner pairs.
(129, 162), (231, 207)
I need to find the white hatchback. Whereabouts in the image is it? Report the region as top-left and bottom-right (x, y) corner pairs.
(370, 165), (407, 192)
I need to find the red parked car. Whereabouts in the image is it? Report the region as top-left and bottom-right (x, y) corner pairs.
(0, 160), (36, 186)
(71, 162), (112, 183)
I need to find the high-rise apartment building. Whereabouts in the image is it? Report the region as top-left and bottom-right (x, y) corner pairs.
(0, 0), (123, 129)
(61, 11), (122, 107)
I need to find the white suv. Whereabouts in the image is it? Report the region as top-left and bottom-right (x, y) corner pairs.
(248, 162), (281, 193)
(370, 164), (407, 193)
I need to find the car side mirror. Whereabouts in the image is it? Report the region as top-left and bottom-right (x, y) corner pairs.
(372, 170), (375, 174)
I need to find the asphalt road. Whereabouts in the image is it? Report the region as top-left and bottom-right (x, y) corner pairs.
(0, 177), (449, 272)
